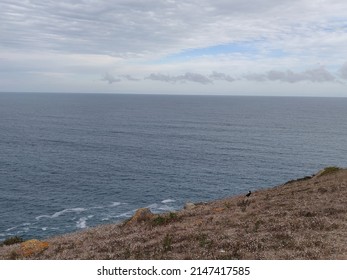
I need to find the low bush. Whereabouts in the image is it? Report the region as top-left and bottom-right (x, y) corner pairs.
(152, 212), (179, 226)
(1, 236), (24, 246)
(319, 166), (341, 177)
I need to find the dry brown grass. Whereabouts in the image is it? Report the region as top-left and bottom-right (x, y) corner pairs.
(1, 168), (346, 260)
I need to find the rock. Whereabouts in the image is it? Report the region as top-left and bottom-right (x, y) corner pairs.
(184, 202), (196, 210)
(18, 239), (49, 257)
(127, 208), (154, 224)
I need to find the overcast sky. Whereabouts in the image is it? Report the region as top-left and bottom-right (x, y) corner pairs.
(1, 0), (347, 96)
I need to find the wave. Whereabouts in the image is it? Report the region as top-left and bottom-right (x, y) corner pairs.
(1, 199), (182, 241)
(161, 199), (176, 204)
(76, 215), (94, 229)
(36, 207), (87, 220)
(158, 205), (176, 211)
(109, 202), (122, 207)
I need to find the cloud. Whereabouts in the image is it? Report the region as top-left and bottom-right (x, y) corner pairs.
(102, 73), (121, 84)
(299, 67), (335, 83)
(146, 73), (175, 83)
(1, 1), (347, 95)
(209, 71), (236, 82)
(339, 62), (347, 80)
(146, 72), (212, 84)
(2, 0), (347, 58)
(244, 66), (335, 83)
(121, 75), (140, 81)
(134, 66), (338, 86)
(179, 73), (213, 84)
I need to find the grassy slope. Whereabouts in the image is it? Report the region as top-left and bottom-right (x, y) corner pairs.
(1, 168), (346, 260)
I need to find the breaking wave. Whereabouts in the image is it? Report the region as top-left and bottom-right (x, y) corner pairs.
(0, 198), (181, 241)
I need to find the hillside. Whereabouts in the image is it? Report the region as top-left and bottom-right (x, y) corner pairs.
(1, 167), (346, 260)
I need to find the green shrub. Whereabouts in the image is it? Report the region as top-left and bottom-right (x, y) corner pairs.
(153, 215), (167, 225)
(2, 236), (24, 246)
(319, 166), (341, 177)
(152, 212), (179, 226)
(163, 234), (172, 252)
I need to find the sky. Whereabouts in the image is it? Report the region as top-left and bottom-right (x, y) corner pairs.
(1, 0), (347, 96)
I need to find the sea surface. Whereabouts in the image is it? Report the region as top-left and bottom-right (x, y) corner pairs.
(0, 93), (346, 241)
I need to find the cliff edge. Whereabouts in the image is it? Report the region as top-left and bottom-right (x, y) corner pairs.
(1, 167), (346, 260)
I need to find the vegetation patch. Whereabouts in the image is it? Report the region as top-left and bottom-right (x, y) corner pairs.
(318, 166), (341, 177)
(152, 212), (179, 226)
(162, 234), (172, 252)
(1, 236), (24, 246)
(1, 168), (346, 260)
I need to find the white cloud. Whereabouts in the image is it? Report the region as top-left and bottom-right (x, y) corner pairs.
(1, 0), (347, 95)
(2, 0), (346, 57)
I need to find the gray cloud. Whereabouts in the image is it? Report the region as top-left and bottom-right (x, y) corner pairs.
(339, 63), (347, 80)
(102, 73), (121, 84)
(300, 67), (335, 83)
(146, 73), (175, 83)
(179, 73), (213, 84)
(146, 72), (212, 84)
(209, 71), (236, 82)
(120, 75), (140, 81)
(102, 73), (140, 84)
(244, 67), (335, 83)
(146, 67), (339, 85)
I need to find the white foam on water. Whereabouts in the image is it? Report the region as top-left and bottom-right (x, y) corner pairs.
(5, 226), (18, 232)
(161, 199), (176, 204)
(76, 217), (88, 229)
(116, 210), (135, 218)
(158, 205), (175, 211)
(147, 203), (159, 210)
(36, 207), (87, 220)
(109, 202), (122, 207)
(90, 206), (104, 209)
(76, 215), (94, 229)
(35, 215), (51, 220)
(42, 227), (47, 231)
(52, 208), (87, 218)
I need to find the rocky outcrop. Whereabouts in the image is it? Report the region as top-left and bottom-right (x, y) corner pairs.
(184, 202), (196, 210)
(17, 239), (49, 257)
(126, 208), (154, 225)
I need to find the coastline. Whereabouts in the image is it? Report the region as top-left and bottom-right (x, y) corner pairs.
(1, 167), (346, 260)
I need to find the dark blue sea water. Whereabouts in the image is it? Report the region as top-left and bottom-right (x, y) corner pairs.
(0, 93), (346, 241)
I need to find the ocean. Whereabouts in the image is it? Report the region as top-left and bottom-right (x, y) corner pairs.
(0, 93), (346, 241)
